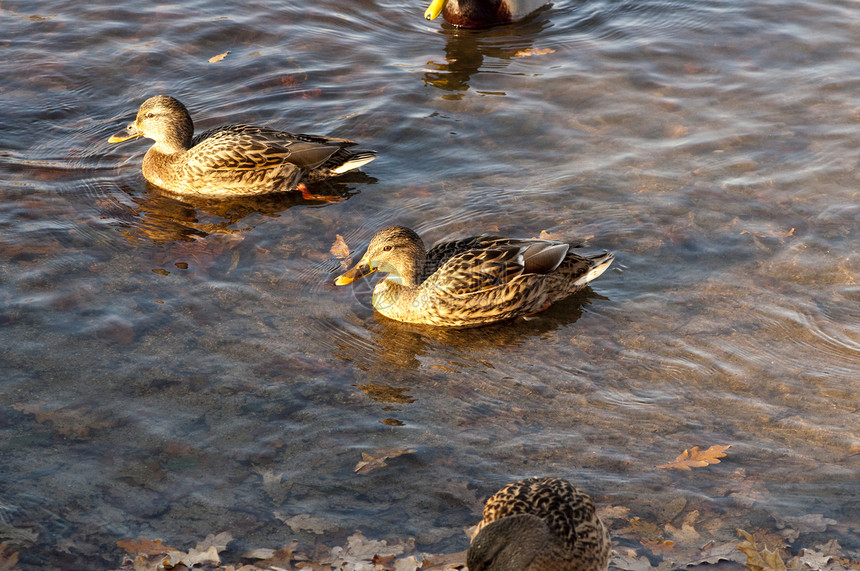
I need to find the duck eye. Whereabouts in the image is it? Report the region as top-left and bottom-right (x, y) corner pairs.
(382, 245), (393, 252)
(145, 112), (155, 118)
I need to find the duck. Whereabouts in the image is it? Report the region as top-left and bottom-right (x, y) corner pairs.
(108, 95), (376, 197)
(468, 477), (611, 571)
(334, 226), (614, 328)
(424, 0), (549, 28)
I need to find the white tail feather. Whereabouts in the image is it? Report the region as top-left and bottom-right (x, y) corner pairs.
(573, 252), (614, 286)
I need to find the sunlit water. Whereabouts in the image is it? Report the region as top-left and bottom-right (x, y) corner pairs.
(1, 0), (859, 568)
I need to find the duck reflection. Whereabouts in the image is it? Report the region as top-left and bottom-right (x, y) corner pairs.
(423, 8), (553, 97)
(103, 175), (371, 243)
(335, 287), (608, 371)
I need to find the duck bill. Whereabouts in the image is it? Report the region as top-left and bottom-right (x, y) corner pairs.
(108, 123), (143, 143)
(335, 262), (376, 286)
(424, 0), (446, 20)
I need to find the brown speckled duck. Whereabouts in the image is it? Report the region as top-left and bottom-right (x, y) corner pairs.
(424, 0), (549, 28)
(335, 226), (613, 328)
(108, 95), (376, 196)
(468, 477), (611, 571)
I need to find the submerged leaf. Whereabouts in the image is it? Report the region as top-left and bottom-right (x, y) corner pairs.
(737, 529), (787, 571)
(657, 445), (731, 470)
(208, 51), (229, 63)
(330, 234), (350, 259)
(354, 448), (416, 474)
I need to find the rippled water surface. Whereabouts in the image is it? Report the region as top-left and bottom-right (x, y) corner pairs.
(2, 0), (859, 568)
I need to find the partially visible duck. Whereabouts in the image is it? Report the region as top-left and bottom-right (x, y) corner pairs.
(468, 477), (611, 571)
(424, 0), (549, 28)
(108, 95), (376, 197)
(334, 226), (614, 328)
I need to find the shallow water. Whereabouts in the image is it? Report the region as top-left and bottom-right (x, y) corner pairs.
(1, 0), (859, 568)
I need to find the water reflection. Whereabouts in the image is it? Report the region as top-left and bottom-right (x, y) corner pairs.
(101, 176), (371, 244)
(333, 288), (607, 371)
(423, 11), (553, 97)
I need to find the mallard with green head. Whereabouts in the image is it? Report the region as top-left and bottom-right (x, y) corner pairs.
(108, 95), (376, 196)
(468, 477), (611, 571)
(424, 0), (549, 28)
(335, 226), (614, 328)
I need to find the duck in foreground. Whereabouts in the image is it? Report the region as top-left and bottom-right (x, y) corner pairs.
(468, 477), (611, 571)
(334, 226), (614, 328)
(424, 0), (549, 28)
(108, 95), (376, 197)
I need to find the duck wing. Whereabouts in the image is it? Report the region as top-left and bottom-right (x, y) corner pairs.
(190, 125), (345, 172)
(427, 239), (570, 296)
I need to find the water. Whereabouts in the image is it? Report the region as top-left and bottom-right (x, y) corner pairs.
(1, 0), (859, 568)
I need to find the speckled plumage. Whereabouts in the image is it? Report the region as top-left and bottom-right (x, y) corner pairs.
(424, 0), (549, 28)
(334, 226), (614, 328)
(468, 477), (611, 571)
(108, 95), (375, 196)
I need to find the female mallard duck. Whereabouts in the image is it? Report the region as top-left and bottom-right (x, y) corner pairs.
(424, 0), (549, 28)
(108, 95), (376, 196)
(335, 226), (613, 327)
(468, 477), (611, 571)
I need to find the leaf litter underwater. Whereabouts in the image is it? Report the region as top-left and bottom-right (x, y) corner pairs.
(2, 0), (860, 569)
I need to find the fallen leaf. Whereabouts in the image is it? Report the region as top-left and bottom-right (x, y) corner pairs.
(275, 513), (339, 535)
(209, 51), (230, 63)
(682, 540), (746, 567)
(657, 445), (731, 470)
(0, 543), (19, 571)
(610, 551), (657, 571)
(641, 538), (676, 557)
(775, 513), (837, 534)
(116, 537), (174, 555)
(737, 529), (787, 571)
(596, 504), (631, 521)
(330, 234), (350, 259)
(514, 47), (556, 57)
(354, 448), (416, 474)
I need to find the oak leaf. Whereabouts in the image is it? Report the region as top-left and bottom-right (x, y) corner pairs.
(737, 529), (787, 571)
(330, 234), (350, 258)
(657, 445), (731, 470)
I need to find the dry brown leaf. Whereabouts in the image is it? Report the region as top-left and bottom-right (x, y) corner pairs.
(116, 537), (174, 555)
(276, 512), (339, 535)
(330, 234), (350, 259)
(354, 448), (416, 474)
(0, 543), (19, 571)
(737, 529), (787, 571)
(657, 445), (731, 470)
(514, 48), (556, 57)
(684, 540), (746, 567)
(209, 51), (230, 63)
(596, 504), (631, 521)
(662, 509), (701, 547)
(640, 538), (676, 557)
(246, 540), (300, 567)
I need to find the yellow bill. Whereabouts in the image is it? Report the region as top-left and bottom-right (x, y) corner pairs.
(108, 123), (143, 143)
(424, 0), (446, 20)
(335, 262), (375, 286)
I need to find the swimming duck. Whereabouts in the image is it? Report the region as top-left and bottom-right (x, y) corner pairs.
(424, 0), (549, 28)
(468, 477), (611, 571)
(108, 95), (376, 196)
(334, 226), (613, 327)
